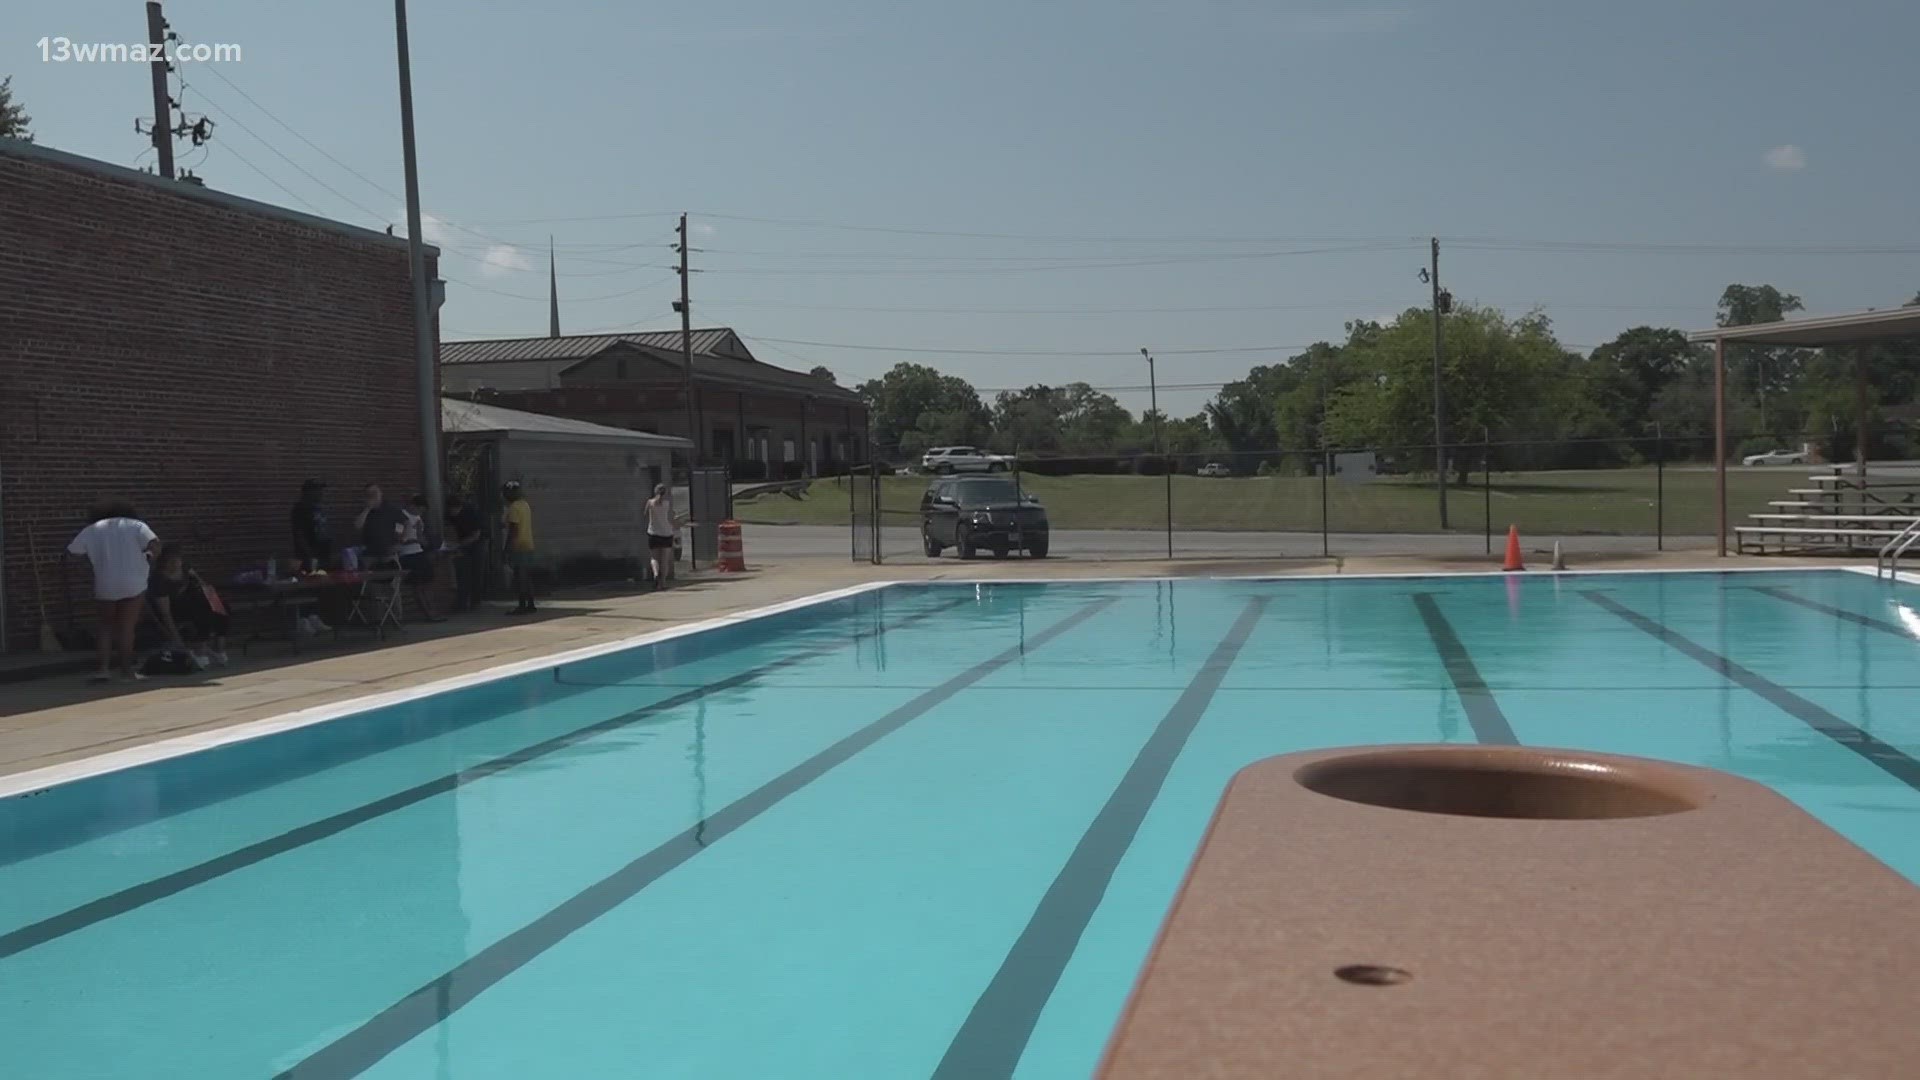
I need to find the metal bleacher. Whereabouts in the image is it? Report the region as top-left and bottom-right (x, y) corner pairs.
(1737, 468), (1920, 554)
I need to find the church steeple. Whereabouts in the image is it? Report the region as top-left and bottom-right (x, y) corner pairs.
(548, 235), (560, 338)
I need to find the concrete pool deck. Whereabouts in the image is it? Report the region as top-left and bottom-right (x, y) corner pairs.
(0, 552), (1855, 781)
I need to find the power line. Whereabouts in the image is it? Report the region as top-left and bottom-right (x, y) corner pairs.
(207, 138), (325, 215)
(443, 272), (676, 303)
(185, 79), (389, 228)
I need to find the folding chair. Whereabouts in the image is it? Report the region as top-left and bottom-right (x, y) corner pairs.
(347, 567), (408, 641)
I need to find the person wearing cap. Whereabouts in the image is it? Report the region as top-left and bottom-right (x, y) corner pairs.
(291, 479), (333, 573)
(501, 480), (537, 614)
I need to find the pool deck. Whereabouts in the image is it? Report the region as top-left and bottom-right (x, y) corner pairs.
(0, 552), (1855, 782)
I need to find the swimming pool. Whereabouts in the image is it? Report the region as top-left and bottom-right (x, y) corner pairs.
(3, 569), (1917, 1079)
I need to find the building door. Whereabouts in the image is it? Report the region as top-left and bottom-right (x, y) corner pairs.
(809, 436), (819, 476)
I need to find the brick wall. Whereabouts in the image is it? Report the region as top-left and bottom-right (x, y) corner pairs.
(0, 144), (438, 651)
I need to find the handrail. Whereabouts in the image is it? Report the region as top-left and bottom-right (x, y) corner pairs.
(1877, 519), (1920, 579)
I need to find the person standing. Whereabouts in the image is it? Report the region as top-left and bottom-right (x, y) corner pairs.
(67, 502), (160, 684)
(446, 493), (486, 612)
(501, 480), (537, 614)
(645, 483), (677, 590)
(395, 494), (444, 622)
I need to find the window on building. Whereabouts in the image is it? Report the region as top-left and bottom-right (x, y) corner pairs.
(616, 357), (629, 380)
(783, 438), (796, 463)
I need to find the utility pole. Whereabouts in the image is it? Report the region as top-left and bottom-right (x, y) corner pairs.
(1429, 236), (1449, 529)
(675, 214), (700, 470)
(393, 0), (444, 523)
(1143, 348), (1172, 559)
(144, 3), (175, 178)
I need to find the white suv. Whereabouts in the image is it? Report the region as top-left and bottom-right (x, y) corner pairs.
(921, 446), (1013, 474)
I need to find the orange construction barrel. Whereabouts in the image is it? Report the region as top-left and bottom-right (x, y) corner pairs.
(717, 520), (746, 572)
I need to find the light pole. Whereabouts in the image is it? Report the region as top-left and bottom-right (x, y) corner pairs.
(393, 0), (443, 524)
(1143, 348), (1172, 559)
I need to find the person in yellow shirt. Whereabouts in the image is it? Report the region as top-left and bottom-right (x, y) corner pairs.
(501, 480), (537, 615)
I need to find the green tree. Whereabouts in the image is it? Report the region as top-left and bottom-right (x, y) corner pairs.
(1716, 283), (1807, 434)
(808, 365), (838, 384)
(1587, 327), (1705, 432)
(991, 383), (1133, 453)
(1321, 305), (1583, 481)
(854, 363), (989, 456)
(0, 76), (31, 141)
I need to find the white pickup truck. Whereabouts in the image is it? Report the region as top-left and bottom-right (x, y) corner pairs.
(921, 446), (1014, 474)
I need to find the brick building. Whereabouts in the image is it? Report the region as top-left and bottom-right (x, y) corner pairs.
(0, 140), (439, 652)
(439, 330), (868, 478)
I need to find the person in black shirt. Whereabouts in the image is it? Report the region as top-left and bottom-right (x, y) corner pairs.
(148, 542), (231, 665)
(356, 483), (408, 564)
(446, 493), (487, 611)
(291, 478), (333, 571)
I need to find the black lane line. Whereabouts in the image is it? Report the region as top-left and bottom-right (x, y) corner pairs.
(274, 597), (1116, 1080)
(1410, 592), (1519, 745)
(1745, 585), (1917, 639)
(1585, 592), (1920, 792)
(0, 596), (971, 963)
(931, 597), (1270, 1080)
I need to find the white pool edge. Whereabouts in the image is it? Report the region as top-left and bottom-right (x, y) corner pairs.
(5, 564), (1903, 800)
(0, 579), (893, 800)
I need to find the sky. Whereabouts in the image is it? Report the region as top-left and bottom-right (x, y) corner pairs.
(13, 0), (1920, 416)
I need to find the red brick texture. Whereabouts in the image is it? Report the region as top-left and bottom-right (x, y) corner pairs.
(0, 146), (440, 651)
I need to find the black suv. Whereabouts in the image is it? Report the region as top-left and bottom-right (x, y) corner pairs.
(920, 476), (1050, 559)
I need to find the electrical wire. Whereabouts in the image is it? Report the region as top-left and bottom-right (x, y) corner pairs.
(443, 271), (676, 303)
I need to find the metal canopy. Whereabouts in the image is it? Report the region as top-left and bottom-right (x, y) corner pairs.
(1690, 304), (1920, 557)
(1688, 306), (1920, 348)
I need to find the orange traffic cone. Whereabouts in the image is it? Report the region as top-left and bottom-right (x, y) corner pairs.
(1502, 525), (1526, 572)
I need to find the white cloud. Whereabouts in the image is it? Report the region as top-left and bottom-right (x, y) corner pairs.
(1763, 145), (1806, 171)
(397, 210), (458, 246)
(693, 222), (716, 237)
(479, 243), (532, 278)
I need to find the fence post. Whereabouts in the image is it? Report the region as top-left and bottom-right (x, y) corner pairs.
(1320, 450), (1331, 558)
(1483, 429), (1492, 555)
(1655, 425), (1665, 552)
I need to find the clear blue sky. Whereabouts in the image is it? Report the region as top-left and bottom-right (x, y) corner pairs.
(14, 0), (1920, 416)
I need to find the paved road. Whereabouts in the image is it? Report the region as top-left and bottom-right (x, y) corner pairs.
(740, 525), (1711, 563)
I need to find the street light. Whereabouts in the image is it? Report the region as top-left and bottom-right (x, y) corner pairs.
(1143, 348), (1172, 559)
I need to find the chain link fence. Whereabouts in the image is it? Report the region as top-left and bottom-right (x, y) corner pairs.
(733, 431), (1915, 565)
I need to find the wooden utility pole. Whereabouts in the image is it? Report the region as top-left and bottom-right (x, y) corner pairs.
(144, 3), (175, 178)
(675, 214), (700, 468)
(1430, 237), (1449, 529)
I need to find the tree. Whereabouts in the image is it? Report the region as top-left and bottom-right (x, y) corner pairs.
(854, 362), (990, 455)
(0, 76), (31, 141)
(808, 365), (838, 384)
(991, 383), (1133, 454)
(1717, 283), (1808, 436)
(1320, 305), (1586, 481)
(1587, 327), (1704, 432)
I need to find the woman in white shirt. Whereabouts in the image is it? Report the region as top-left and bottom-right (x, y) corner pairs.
(645, 484), (676, 589)
(67, 502), (160, 684)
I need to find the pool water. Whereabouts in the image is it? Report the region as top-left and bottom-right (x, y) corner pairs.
(3, 570), (1918, 1079)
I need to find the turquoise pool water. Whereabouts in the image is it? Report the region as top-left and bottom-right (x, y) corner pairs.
(4, 570), (1919, 1079)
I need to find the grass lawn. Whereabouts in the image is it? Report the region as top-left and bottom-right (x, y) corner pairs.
(734, 467), (1793, 536)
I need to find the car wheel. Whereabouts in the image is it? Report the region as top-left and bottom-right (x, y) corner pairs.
(992, 542), (1009, 559)
(936, 464), (953, 475)
(988, 461), (1007, 472)
(957, 529), (976, 560)
(1028, 538), (1049, 559)
(923, 530), (943, 558)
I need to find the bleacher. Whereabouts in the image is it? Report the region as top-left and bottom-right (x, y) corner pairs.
(1736, 469), (1920, 554)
